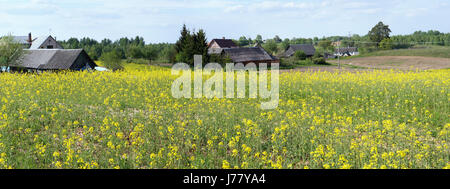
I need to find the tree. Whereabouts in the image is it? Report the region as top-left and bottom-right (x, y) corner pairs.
(0, 34), (26, 70)
(193, 29), (209, 63)
(255, 35), (263, 44)
(238, 36), (250, 46)
(175, 24), (190, 53)
(262, 39), (278, 55)
(127, 45), (144, 59)
(368, 21), (392, 45)
(143, 45), (158, 62)
(318, 40), (333, 52)
(174, 25), (209, 65)
(281, 38), (290, 50)
(101, 51), (123, 71)
(273, 35), (282, 43)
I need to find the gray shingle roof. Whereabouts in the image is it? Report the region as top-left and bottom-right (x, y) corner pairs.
(12, 36), (30, 44)
(285, 44), (316, 57)
(335, 47), (358, 53)
(30, 35), (63, 49)
(29, 36), (49, 49)
(223, 47), (278, 63)
(17, 49), (97, 70)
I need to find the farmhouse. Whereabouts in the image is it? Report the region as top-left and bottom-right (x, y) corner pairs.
(11, 49), (97, 72)
(8, 33), (33, 48)
(334, 47), (359, 56)
(284, 44), (316, 57)
(30, 35), (63, 49)
(222, 47), (279, 65)
(208, 38), (238, 54)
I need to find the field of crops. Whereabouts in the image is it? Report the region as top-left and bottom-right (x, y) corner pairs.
(0, 66), (448, 169)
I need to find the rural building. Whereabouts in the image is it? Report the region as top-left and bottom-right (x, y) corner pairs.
(11, 49), (97, 72)
(208, 38), (239, 54)
(284, 44), (316, 57)
(30, 35), (63, 49)
(8, 33), (33, 48)
(334, 47), (359, 56)
(332, 41), (342, 47)
(222, 47), (279, 65)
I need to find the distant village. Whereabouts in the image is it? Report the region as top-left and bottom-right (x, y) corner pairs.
(4, 32), (360, 72)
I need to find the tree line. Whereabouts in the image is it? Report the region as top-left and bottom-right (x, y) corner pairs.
(58, 36), (177, 63)
(2, 22), (450, 71)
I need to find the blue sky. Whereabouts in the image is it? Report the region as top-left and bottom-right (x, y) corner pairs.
(1, 0), (449, 43)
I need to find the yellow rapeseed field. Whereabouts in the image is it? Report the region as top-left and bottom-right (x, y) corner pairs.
(0, 65), (448, 169)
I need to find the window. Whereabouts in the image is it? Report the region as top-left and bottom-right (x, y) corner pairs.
(47, 45), (54, 49)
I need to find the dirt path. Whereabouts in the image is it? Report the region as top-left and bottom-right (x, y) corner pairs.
(328, 56), (450, 70)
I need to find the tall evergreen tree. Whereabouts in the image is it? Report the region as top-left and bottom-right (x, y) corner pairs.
(174, 25), (209, 65)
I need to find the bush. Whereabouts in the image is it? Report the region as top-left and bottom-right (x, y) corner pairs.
(379, 38), (393, 50)
(279, 59), (296, 69)
(313, 57), (328, 65)
(313, 51), (324, 58)
(294, 50), (307, 60)
(101, 51), (124, 71)
(297, 59), (314, 65)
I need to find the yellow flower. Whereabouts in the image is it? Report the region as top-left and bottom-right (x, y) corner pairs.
(222, 160), (230, 169)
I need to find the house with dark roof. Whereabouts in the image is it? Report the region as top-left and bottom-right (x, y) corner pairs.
(6, 33), (33, 48)
(30, 35), (63, 49)
(284, 44), (316, 57)
(11, 49), (97, 72)
(208, 38), (239, 54)
(222, 47), (279, 65)
(334, 47), (359, 56)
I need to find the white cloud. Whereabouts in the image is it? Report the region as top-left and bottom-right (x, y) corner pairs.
(0, 0), (448, 42)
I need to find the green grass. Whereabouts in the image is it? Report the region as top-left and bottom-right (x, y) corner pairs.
(353, 45), (450, 59)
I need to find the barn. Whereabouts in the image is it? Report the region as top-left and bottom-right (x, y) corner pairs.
(11, 49), (97, 72)
(222, 47), (280, 65)
(284, 44), (316, 57)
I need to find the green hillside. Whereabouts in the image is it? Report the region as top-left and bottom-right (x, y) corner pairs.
(355, 45), (450, 59)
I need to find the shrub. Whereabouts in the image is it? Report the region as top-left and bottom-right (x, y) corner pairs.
(101, 51), (124, 71)
(294, 51), (307, 60)
(280, 58), (296, 69)
(313, 57), (328, 65)
(297, 59), (314, 65)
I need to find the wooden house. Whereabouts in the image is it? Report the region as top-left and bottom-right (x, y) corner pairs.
(334, 47), (359, 56)
(30, 35), (63, 49)
(284, 44), (316, 57)
(11, 49), (97, 72)
(208, 38), (239, 54)
(222, 47), (279, 65)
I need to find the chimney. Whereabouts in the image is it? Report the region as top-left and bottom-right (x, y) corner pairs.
(222, 37), (225, 40)
(28, 33), (32, 43)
